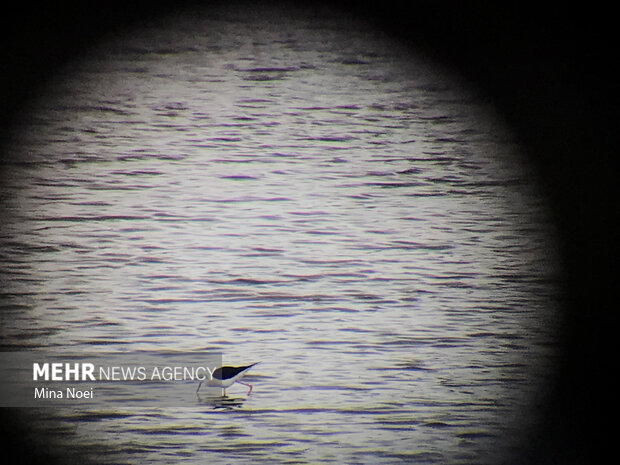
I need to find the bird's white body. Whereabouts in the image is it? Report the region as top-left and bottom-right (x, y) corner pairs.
(205, 372), (245, 389)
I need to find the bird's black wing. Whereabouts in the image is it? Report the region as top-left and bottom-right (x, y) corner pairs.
(213, 363), (258, 380)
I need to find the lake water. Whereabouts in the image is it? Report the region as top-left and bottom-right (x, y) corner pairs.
(0, 6), (561, 464)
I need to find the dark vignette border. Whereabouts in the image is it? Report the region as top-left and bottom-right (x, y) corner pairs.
(1, 1), (614, 463)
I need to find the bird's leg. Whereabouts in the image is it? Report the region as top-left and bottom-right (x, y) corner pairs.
(222, 388), (226, 397)
(238, 381), (253, 395)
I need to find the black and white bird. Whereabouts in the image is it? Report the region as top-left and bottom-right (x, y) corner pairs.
(196, 362), (259, 396)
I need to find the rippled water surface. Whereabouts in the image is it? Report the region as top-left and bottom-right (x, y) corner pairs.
(1, 7), (560, 464)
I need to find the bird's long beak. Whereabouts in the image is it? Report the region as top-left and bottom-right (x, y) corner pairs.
(196, 380), (203, 393)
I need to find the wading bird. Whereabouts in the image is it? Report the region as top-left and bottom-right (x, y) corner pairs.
(196, 362), (259, 396)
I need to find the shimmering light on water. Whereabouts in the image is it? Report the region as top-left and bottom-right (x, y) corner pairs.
(1, 6), (560, 464)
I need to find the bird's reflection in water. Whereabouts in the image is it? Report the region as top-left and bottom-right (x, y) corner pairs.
(197, 392), (246, 410)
